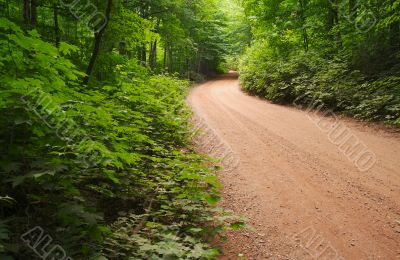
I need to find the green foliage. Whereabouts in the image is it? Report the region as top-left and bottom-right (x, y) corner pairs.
(239, 46), (400, 125)
(0, 18), (234, 258)
(239, 0), (400, 126)
(104, 207), (245, 259)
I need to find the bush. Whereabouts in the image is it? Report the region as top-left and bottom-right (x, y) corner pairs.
(239, 39), (400, 126)
(0, 18), (229, 259)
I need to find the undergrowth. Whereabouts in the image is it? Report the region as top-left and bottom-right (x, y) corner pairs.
(239, 41), (400, 126)
(0, 18), (242, 259)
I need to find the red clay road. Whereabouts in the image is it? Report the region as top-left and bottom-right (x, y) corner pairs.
(188, 73), (400, 260)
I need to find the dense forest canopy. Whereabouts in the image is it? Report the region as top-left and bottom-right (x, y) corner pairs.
(2, 0), (244, 78)
(0, 0), (399, 258)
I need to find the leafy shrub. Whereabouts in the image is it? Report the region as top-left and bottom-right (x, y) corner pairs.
(239, 40), (400, 126)
(0, 18), (229, 259)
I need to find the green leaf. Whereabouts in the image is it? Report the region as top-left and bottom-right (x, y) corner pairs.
(10, 170), (56, 187)
(230, 221), (246, 231)
(103, 170), (120, 184)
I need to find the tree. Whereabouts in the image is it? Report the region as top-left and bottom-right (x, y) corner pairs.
(83, 0), (113, 85)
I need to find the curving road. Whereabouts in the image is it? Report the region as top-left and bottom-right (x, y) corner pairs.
(188, 73), (400, 260)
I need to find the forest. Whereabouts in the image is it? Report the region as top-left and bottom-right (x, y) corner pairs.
(239, 0), (400, 125)
(0, 0), (246, 258)
(0, 0), (399, 259)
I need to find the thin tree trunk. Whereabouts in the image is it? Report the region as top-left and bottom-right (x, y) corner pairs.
(153, 40), (157, 69)
(197, 50), (202, 74)
(6, 0), (9, 17)
(168, 46), (173, 73)
(327, 0), (342, 50)
(83, 0), (113, 85)
(303, 28), (309, 51)
(149, 42), (153, 67)
(163, 44), (167, 70)
(141, 45), (147, 65)
(30, 0), (37, 26)
(299, 0), (309, 52)
(23, 0), (30, 25)
(327, 0), (338, 30)
(151, 18), (161, 70)
(54, 5), (60, 48)
(149, 39), (157, 70)
(186, 57), (190, 79)
(137, 46), (142, 63)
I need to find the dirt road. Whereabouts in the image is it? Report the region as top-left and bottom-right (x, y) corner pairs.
(188, 73), (400, 260)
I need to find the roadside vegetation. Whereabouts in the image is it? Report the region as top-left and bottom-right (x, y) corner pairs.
(0, 0), (243, 258)
(239, 0), (400, 126)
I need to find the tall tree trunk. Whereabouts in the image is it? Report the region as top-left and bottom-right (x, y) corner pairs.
(327, 0), (342, 50)
(299, 0), (309, 52)
(149, 39), (157, 70)
(197, 49), (202, 74)
(23, 0), (30, 25)
(30, 0), (37, 26)
(83, 0), (113, 85)
(137, 46), (142, 63)
(303, 28), (309, 51)
(163, 44), (167, 70)
(186, 57), (190, 79)
(168, 46), (173, 73)
(153, 40), (157, 69)
(53, 5), (60, 48)
(141, 45), (147, 65)
(5, 0), (9, 17)
(327, 0), (339, 30)
(149, 18), (161, 70)
(149, 42), (153, 67)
